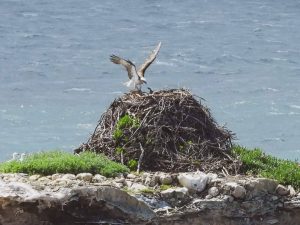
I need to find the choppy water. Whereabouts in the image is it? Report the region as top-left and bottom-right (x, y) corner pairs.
(1, 0), (300, 162)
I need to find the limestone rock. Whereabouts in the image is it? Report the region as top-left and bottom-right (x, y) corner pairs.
(208, 186), (219, 197)
(62, 174), (76, 180)
(160, 187), (188, 199)
(76, 173), (93, 182)
(223, 182), (246, 199)
(127, 173), (137, 179)
(29, 174), (41, 181)
(128, 183), (147, 192)
(92, 174), (107, 183)
(125, 180), (133, 187)
(38, 176), (51, 183)
(247, 178), (278, 195)
(159, 174), (173, 185)
(141, 172), (150, 183)
(232, 185), (246, 199)
(207, 173), (218, 184)
(2, 172), (300, 224)
(144, 175), (157, 187)
(112, 182), (124, 189)
(160, 188), (175, 199)
(115, 177), (126, 183)
(0, 182), (155, 225)
(175, 187), (189, 199)
(51, 173), (62, 180)
(276, 184), (289, 196)
(223, 194), (234, 202)
(177, 171), (208, 192)
(288, 185), (296, 196)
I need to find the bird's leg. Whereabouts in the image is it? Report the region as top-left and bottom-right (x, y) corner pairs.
(147, 87), (153, 94)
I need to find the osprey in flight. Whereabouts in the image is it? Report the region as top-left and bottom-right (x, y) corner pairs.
(110, 42), (161, 91)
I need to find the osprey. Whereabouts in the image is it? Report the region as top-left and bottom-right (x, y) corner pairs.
(110, 42), (161, 90)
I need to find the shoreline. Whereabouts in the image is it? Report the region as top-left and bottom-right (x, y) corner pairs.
(1, 171), (300, 225)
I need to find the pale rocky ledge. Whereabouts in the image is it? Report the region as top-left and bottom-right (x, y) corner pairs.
(0, 171), (299, 225)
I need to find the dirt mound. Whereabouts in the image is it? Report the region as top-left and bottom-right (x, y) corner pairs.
(75, 89), (238, 173)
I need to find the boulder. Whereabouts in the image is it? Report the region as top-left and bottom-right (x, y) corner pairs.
(29, 174), (41, 181)
(288, 185), (296, 196)
(232, 185), (246, 199)
(144, 174), (158, 187)
(276, 184), (289, 196)
(76, 173), (93, 182)
(128, 183), (147, 192)
(0, 182), (155, 225)
(62, 174), (76, 180)
(223, 182), (246, 199)
(247, 178), (278, 195)
(51, 173), (62, 180)
(127, 173), (137, 179)
(159, 174), (173, 185)
(208, 186), (219, 197)
(177, 171), (208, 192)
(92, 174), (107, 183)
(160, 187), (188, 200)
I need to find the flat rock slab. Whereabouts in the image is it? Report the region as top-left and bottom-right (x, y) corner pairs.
(0, 181), (155, 225)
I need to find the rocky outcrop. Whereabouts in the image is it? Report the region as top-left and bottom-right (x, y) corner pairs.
(0, 172), (300, 225)
(0, 180), (154, 225)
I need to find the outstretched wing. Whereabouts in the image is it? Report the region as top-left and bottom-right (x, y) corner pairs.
(110, 55), (134, 79)
(137, 42), (161, 78)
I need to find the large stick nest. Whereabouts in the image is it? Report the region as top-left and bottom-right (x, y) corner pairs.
(75, 89), (239, 173)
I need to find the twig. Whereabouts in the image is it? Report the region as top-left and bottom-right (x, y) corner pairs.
(137, 143), (145, 174)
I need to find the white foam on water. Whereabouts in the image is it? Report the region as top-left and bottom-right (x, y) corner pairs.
(262, 87), (279, 92)
(290, 105), (300, 110)
(64, 88), (92, 93)
(156, 60), (176, 67)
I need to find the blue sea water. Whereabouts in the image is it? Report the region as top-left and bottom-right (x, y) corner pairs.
(0, 0), (300, 162)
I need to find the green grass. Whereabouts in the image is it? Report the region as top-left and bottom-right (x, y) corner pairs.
(160, 184), (172, 191)
(140, 187), (156, 195)
(0, 151), (129, 177)
(113, 114), (140, 142)
(232, 145), (300, 189)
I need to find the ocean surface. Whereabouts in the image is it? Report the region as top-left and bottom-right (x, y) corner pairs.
(0, 0), (300, 162)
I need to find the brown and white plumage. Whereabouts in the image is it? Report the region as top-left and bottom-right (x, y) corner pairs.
(137, 41), (161, 78)
(110, 42), (161, 90)
(110, 55), (135, 80)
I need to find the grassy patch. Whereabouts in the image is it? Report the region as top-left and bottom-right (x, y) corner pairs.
(140, 188), (156, 195)
(160, 184), (172, 191)
(232, 145), (300, 189)
(0, 151), (129, 177)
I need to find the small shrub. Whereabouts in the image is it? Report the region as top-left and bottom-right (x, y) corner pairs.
(127, 159), (138, 171)
(116, 147), (124, 154)
(117, 114), (140, 130)
(113, 114), (140, 143)
(113, 129), (123, 141)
